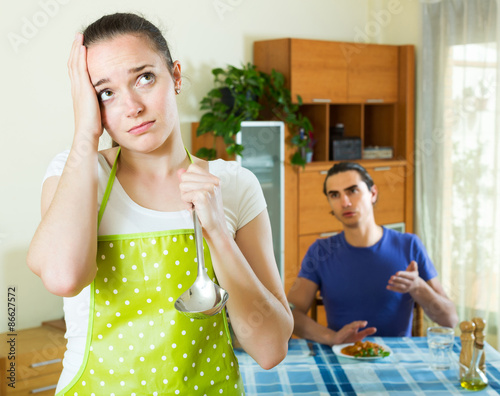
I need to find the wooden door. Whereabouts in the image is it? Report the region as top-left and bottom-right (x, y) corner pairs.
(370, 165), (406, 225)
(290, 39), (348, 103)
(347, 44), (398, 103)
(298, 168), (343, 235)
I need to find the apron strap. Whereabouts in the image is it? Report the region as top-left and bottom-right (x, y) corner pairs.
(185, 147), (194, 164)
(97, 147), (121, 229)
(97, 146), (194, 229)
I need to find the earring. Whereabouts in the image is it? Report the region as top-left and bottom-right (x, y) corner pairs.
(175, 88), (181, 95)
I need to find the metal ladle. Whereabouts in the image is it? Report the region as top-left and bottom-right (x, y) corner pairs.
(174, 209), (229, 319)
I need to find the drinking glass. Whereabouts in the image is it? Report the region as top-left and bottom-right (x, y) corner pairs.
(427, 326), (455, 370)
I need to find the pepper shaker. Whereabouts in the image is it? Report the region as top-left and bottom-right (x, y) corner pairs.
(459, 320), (475, 378)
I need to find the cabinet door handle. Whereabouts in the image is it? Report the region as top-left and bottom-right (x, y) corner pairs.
(320, 170), (328, 175)
(374, 166), (391, 171)
(366, 99), (384, 103)
(319, 232), (338, 238)
(312, 98), (331, 103)
(31, 384), (57, 394)
(30, 358), (62, 368)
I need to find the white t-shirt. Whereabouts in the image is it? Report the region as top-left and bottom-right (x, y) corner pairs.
(43, 150), (267, 392)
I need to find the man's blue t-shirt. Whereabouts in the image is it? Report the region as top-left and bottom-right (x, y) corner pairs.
(298, 227), (438, 337)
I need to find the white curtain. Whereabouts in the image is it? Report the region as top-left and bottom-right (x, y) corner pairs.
(418, 0), (500, 349)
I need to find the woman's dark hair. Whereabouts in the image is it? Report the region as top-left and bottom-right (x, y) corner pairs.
(322, 162), (375, 196)
(83, 13), (174, 75)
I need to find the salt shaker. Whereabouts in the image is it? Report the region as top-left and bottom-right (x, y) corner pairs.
(472, 317), (486, 373)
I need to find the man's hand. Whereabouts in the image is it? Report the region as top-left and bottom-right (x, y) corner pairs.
(387, 261), (422, 294)
(329, 321), (377, 346)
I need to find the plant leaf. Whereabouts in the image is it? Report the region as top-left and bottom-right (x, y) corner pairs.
(291, 151), (306, 168)
(197, 62), (314, 166)
(196, 147), (217, 161)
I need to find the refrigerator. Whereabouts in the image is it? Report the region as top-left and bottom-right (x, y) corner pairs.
(236, 121), (285, 281)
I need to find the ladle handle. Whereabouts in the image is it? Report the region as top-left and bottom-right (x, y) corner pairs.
(192, 209), (206, 278)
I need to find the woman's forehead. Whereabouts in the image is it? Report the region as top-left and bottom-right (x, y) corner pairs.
(86, 34), (163, 83)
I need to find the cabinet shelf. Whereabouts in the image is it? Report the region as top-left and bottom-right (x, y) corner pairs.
(303, 102), (399, 162)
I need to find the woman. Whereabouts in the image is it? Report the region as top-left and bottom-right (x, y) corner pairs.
(27, 12), (292, 395)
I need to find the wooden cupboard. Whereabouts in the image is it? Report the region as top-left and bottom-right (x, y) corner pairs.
(288, 39), (348, 103)
(347, 43), (399, 103)
(253, 38), (399, 105)
(0, 326), (66, 396)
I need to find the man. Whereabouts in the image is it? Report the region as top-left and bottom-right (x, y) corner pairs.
(287, 162), (458, 346)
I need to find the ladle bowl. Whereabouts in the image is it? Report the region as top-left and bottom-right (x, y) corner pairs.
(174, 209), (229, 319)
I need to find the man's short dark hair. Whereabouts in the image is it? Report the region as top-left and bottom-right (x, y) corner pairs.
(322, 162), (375, 196)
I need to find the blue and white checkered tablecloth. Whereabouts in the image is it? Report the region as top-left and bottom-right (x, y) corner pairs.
(235, 337), (500, 395)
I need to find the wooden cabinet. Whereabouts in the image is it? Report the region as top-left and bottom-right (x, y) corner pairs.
(255, 39), (407, 164)
(0, 326), (66, 396)
(347, 44), (399, 103)
(289, 39), (348, 103)
(253, 38), (398, 104)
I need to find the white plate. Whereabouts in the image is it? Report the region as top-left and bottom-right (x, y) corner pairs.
(332, 343), (392, 360)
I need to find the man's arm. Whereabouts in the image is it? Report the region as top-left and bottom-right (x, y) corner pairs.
(387, 261), (458, 328)
(288, 277), (376, 346)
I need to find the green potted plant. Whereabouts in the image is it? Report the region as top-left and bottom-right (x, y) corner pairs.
(196, 63), (313, 166)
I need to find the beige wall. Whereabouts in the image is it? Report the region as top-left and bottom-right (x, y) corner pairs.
(0, 0), (421, 332)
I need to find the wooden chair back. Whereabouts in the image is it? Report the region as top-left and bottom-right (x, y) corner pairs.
(412, 302), (424, 337)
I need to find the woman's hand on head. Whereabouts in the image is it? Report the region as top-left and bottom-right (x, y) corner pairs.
(68, 33), (103, 141)
(177, 164), (228, 238)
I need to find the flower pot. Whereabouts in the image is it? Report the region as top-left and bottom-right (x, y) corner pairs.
(301, 147), (314, 163)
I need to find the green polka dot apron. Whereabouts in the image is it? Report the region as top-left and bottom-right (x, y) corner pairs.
(57, 148), (244, 395)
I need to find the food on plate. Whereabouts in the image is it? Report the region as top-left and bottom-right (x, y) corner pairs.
(340, 341), (390, 358)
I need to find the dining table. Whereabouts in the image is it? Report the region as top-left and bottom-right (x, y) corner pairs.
(235, 337), (500, 395)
